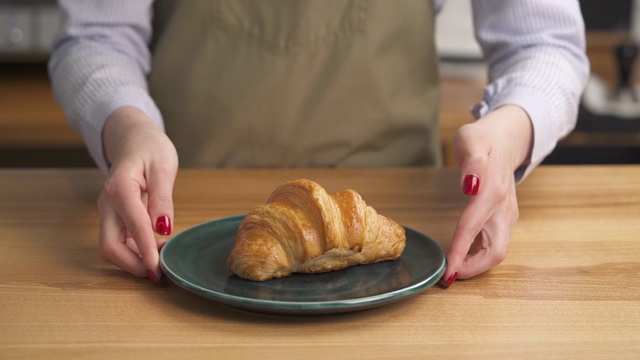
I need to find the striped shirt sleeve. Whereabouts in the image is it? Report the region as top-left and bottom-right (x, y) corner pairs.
(470, 0), (590, 181)
(48, 0), (162, 173)
(48, 0), (589, 178)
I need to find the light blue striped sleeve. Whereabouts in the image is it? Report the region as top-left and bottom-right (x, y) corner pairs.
(48, 0), (163, 173)
(471, 0), (590, 181)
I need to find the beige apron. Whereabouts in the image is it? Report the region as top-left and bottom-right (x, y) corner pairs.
(149, 0), (441, 168)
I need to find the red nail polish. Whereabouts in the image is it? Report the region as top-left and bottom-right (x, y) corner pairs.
(147, 269), (158, 285)
(443, 272), (458, 288)
(463, 174), (480, 196)
(156, 215), (171, 235)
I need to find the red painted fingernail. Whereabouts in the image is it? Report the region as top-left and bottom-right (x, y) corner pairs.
(463, 174), (480, 196)
(156, 215), (171, 235)
(147, 269), (159, 285)
(441, 272), (458, 289)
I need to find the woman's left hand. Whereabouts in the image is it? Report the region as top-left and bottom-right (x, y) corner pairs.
(441, 104), (533, 288)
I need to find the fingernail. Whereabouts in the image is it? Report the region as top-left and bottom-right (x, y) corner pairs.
(156, 215), (171, 235)
(439, 272), (458, 289)
(463, 174), (480, 196)
(147, 269), (159, 285)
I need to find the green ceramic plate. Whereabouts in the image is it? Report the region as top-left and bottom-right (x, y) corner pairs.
(160, 215), (446, 315)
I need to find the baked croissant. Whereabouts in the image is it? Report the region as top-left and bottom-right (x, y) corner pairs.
(227, 179), (406, 281)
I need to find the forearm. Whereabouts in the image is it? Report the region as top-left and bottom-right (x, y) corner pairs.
(48, 0), (163, 173)
(472, 0), (589, 181)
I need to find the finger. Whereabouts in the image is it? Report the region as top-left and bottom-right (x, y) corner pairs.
(441, 141), (490, 288)
(456, 227), (507, 279)
(458, 189), (517, 278)
(125, 235), (141, 257)
(126, 232), (168, 258)
(442, 182), (501, 287)
(462, 173), (480, 196)
(146, 163), (177, 237)
(105, 169), (161, 283)
(454, 126), (487, 197)
(459, 154), (485, 197)
(98, 193), (147, 277)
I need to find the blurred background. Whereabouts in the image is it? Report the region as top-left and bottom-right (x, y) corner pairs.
(1, 0), (639, 168)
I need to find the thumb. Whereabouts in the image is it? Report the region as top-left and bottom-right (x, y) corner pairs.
(442, 133), (491, 288)
(458, 151), (487, 197)
(460, 159), (482, 196)
(147, 165), (176, 237)
(453, 125), (488, 197)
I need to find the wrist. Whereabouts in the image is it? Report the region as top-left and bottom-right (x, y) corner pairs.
(481, 104), (534, 172)
(103, 106), (158, 165)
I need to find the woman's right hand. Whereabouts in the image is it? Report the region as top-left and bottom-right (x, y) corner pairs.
(98, 106), (178, 284)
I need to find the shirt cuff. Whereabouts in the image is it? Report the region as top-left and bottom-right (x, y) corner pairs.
(471, 85), (555, 183)
(79, 87), (164, 174)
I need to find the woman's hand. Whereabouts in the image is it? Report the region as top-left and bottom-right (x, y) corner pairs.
(441, 104), (533, 288)
(98, 106), (178, 284)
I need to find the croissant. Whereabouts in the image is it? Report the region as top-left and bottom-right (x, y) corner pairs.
(227, 179), (406, 281)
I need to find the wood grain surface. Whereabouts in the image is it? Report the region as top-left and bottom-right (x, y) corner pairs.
(0, 166), (639, 359)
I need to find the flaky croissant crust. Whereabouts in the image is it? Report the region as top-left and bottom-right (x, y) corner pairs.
(227, 179), (406, 281)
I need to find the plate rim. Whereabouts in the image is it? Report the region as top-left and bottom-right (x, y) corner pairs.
(160, 215), (446, 314)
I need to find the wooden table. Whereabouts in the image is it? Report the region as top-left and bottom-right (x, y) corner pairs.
(1, 166), (639, 359)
